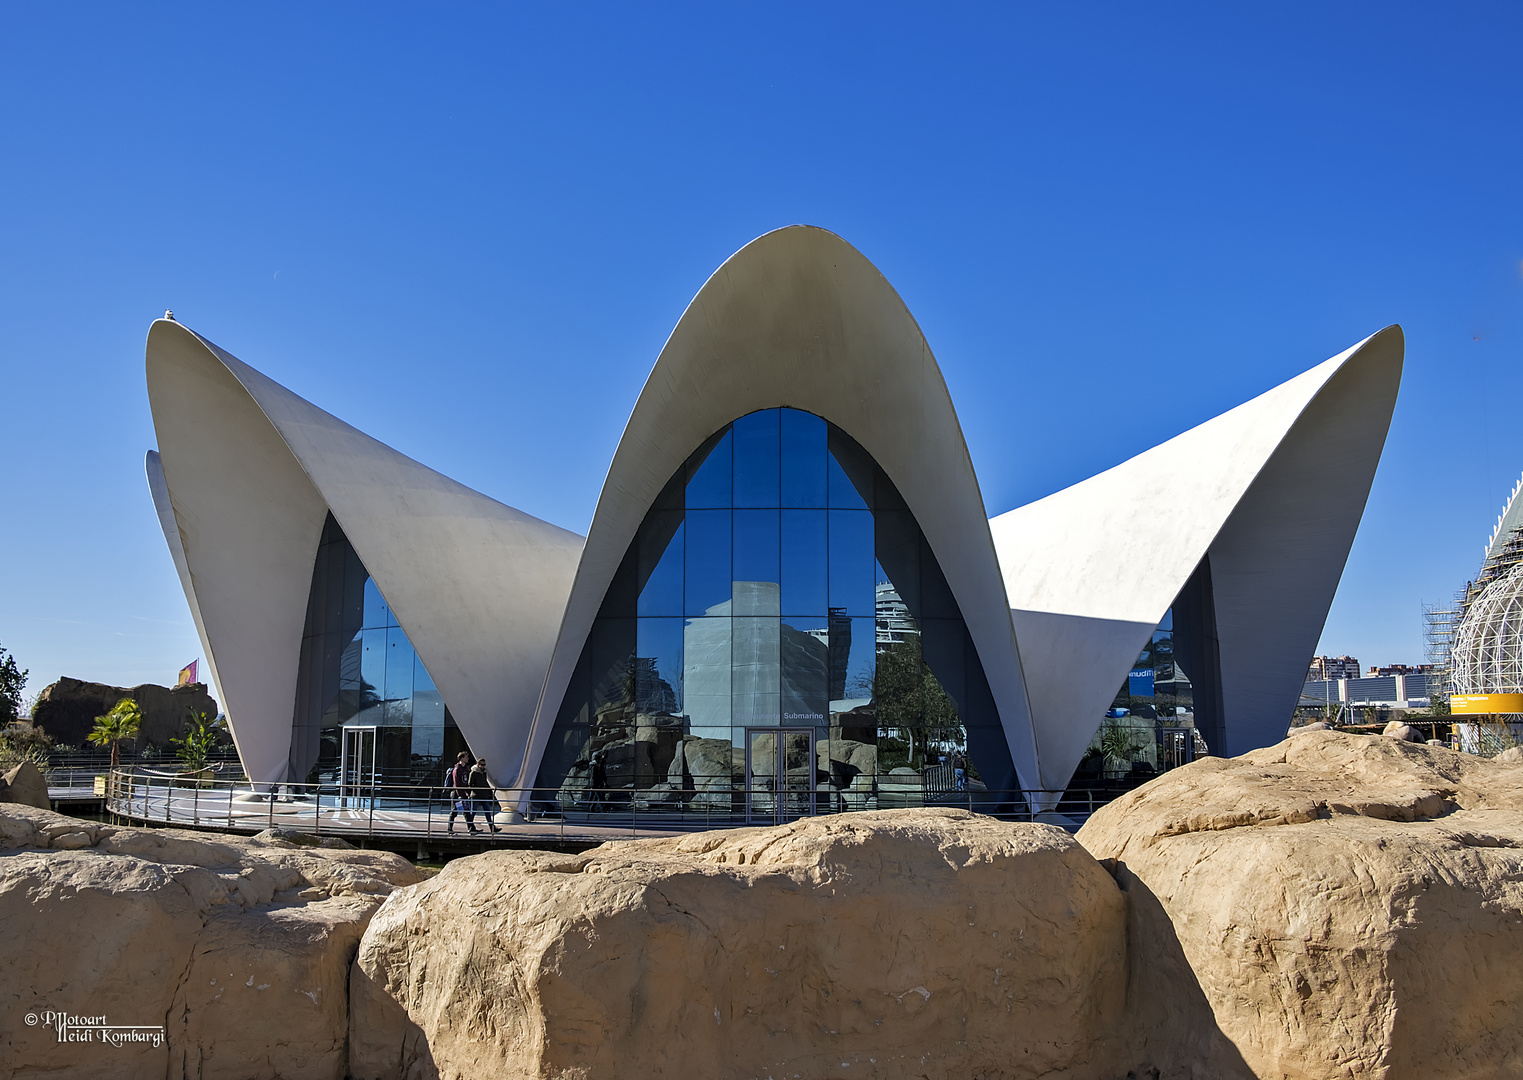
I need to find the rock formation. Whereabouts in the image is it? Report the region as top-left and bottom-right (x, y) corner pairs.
(31, 675), (220, 751)
(0, 760), (50, 809)
(350, 809), (1128, 1080)
(1078, 730), (1523, 1079)
(0, 803), (423, 1080)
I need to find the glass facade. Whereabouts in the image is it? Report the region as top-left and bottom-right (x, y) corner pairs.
(534, 408), (1017, 819)
(1080, 557), (1222, 784)
(288, 514), (464, 786)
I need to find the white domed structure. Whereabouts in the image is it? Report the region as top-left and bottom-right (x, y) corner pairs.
(1452, 562), (1523, 699)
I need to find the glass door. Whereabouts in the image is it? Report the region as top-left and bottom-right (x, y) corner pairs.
(340, 726), (377, 807)
(746, 728), (814, 824)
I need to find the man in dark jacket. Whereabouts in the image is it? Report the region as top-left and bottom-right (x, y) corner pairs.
(446, 751), (475, 833)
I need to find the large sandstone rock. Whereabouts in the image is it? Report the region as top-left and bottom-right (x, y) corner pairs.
(31, 675), (220, 751)
(0, 803), (423, 1079)
(1078, 730), (1523, 1079)
(1, 759), (50, 808)
(351, 808), (1128, 1080)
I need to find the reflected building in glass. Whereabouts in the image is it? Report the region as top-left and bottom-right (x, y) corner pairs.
(534, 408), (1015, 819)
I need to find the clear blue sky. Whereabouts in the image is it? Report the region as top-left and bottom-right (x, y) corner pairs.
(2, 3), (1520, 697)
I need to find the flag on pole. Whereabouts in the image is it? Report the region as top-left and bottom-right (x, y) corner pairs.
(177, 660), (199, 687)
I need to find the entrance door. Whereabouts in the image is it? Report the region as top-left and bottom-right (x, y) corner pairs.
(340, 726), (377, 806)
(745, 729), (814, 824)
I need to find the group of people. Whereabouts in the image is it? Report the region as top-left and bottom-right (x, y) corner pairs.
(445, 751), (500, 834)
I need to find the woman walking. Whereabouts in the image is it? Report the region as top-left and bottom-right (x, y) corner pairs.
(470, 758), (501, 834)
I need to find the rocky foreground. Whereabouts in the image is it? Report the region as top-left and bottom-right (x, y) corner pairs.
(4, 730), (1522, 1079)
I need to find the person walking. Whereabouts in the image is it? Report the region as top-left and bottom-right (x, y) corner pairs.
(446, 751), (476, 833)
(470, 758), (501, 834)
(952, 749), (968, 792)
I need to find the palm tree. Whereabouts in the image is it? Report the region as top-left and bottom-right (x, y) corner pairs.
(89, 698), (143, 767)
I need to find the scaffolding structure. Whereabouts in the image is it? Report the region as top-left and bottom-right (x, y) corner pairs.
(1423, 591), (1463, 710)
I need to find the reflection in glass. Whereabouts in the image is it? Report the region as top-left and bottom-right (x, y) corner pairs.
(733, 409), (780, 508)
(686, 429), (732, 508)
(684, 510), (731, 616)
(733, 509), (780, 614)
(683, 615), (731, 738)
(637, 515), (683, 617)
(292, 514), (459, 787)
(537, 407), (1017, 813)
(828, 509), (875, 617)
(781, 409), (827, 507)
(636, 617), (684, 717)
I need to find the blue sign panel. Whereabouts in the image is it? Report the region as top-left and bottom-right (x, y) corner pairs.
(1128, 667), (1154, 697)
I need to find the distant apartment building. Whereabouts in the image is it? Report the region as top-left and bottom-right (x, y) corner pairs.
(1367, 663), (1433, 677)
(1308, 655), (1362, 681)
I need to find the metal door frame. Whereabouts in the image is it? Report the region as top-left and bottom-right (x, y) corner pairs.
(744, 727), (814, 825)
(339, 725), (378, 806)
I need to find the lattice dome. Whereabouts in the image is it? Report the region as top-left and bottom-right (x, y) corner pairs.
(1452, 561), (1523, 695)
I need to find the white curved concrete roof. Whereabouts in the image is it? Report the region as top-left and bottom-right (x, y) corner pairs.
(990, 327), (1403, 794)
(146, 320), (584, 784)
(512, 225), (1040, 794)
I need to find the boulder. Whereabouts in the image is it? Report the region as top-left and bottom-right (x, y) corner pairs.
(1381, 719), (1418, 741)
(351, 808), (1128, 1080)
(1289, 720), (1329, 734)
(31, 675), (219, 751)
(1078, 730), (1523, 1079)
(1, 759), (50, 809)
(0, 802), (423, 1080)
(677, 736), (739, 809)
(1495, 745), (1523, 764)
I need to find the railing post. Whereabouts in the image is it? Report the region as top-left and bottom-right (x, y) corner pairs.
(192, 780), (199, 826)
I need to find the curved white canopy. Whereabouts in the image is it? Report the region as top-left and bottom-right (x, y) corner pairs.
(146, 320), (583, 784)
(512, 225), (1040, 793)
(990, 326), (1404, 794)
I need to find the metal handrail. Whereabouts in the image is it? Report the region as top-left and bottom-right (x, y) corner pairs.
(101, 766), (1113, 844)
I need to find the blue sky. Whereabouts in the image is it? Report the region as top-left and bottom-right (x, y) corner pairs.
(1, 3), (1520, 695)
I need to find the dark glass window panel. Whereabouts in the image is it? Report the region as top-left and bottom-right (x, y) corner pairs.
(637, 514), (684, 617)
(636, 617), (685, 718)
(412, 653), (446, 732)
(359, 627), (387, 721)
(828, 509), (876, 617)
(1158, 608), (1174, 633)
(343, 545), (366, 633)
(589, 618), (637, 713)
(826, 426), (873, 509)
(338, 688), (362, 724)
(682, 615), (732, 736)
(780, 409), (827, 507)
(732, 509), (780, 615)
(316, 543), (341, 635)
(781, 617), (830, 724)
(733, 615), (781, 726)
(733, 409), (781, 508)
(599, 546), (638, 620)
(339, 636), (363, 691)
(919, 618), (968, 718)
(918, 536), (960, 618)
(874, 511), (921, 615)
(385, 628), (415, 726)
(781, 509), (828, 616)
(362, 577), (392, 630)
(684, 510), (732, 617)
(686, 428), (732, 509)
(842, 616), (877, 702)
